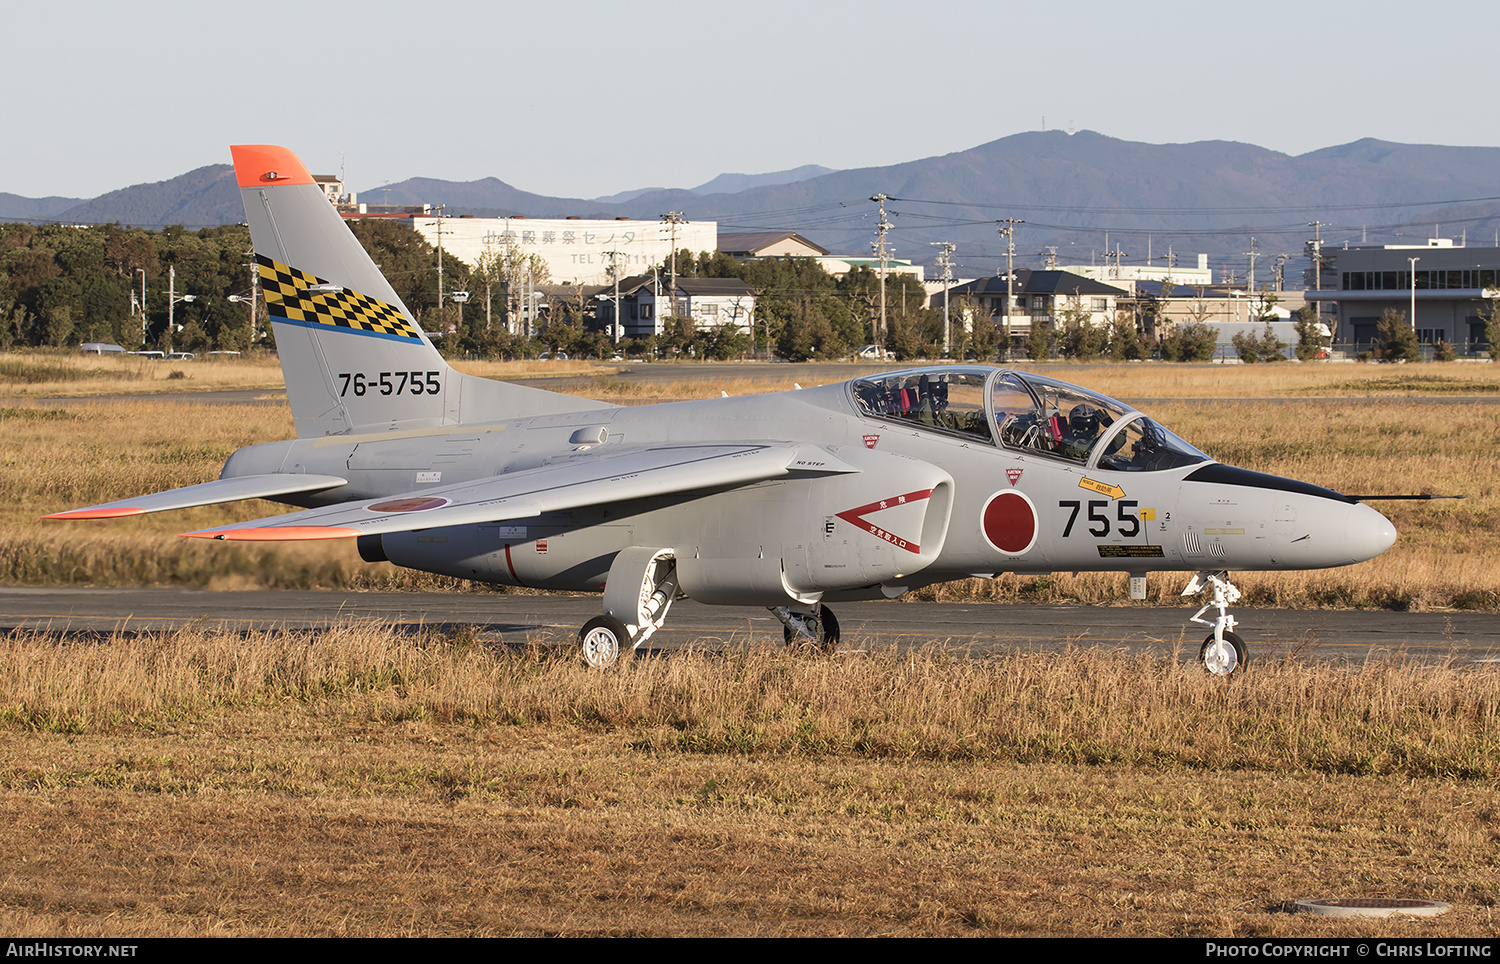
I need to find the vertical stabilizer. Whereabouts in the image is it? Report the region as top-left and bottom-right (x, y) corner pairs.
(230, 145), (607, 437)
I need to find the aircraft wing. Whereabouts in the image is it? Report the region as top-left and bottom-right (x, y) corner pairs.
(178, 443), (854, 541)
(42, 474), (350, 519)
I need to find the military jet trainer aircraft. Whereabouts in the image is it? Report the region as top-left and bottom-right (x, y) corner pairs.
(47, 145), (1400, 676)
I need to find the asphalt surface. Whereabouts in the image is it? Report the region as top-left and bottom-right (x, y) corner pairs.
(2, 587), (1495, 666)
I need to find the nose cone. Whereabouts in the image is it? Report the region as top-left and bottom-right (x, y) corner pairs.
(1347, 501), (1398, 563)
(1356, 500), (1398, 560)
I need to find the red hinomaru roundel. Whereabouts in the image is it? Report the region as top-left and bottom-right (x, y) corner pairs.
(981, 489), (1037, 555)
(367, 497), (450, 513)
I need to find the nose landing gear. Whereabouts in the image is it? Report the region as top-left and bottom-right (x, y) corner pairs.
(1184, 570), (1248, 676)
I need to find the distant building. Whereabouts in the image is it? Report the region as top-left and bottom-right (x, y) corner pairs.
(313, 174), (345, 206)
(1304, 237), (1498, 353)
(718, 231), (828, 259)
(944, 270), (1127, 347)
(1128, 281), (1304, 325)
(315, 174), (717, 286)
(1064, 253), (1214, 288)
(815, 256), (924, 281)
(597, 276), (757, 339)
(318, 173), (431, 217)
(1120, 281), (1311, 360)
(406, 215), (718, 288)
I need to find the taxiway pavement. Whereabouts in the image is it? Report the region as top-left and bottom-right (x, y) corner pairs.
(1, 587), (1494, 666)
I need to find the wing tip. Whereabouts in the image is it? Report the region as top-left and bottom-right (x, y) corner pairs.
(42, 507), (147, 520)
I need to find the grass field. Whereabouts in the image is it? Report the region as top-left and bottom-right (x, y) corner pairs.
(0, 628), (1497, 937)
(2, 351), (1498, 937)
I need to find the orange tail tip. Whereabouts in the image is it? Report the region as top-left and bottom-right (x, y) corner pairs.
(42, 507), (147, 520)
(230, 144), (315, 188)
(182, 526), (362, 542)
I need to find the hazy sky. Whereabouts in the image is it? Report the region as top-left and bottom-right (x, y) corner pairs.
(7, 0), (1495, 200)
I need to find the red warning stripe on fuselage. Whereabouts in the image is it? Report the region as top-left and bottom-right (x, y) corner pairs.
(834, 489), (934, 554)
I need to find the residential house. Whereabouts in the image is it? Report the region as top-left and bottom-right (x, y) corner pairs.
(718, 231), (829, 259)
(943, 270), (1127, 349)
(597, 276), (757, 339)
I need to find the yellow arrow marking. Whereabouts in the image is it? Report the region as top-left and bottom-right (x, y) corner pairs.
(1079, 477), (1125, 500)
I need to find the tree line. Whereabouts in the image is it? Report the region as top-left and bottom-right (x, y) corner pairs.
(9, 218), (1478, 364)
(1, 222), (257, 352)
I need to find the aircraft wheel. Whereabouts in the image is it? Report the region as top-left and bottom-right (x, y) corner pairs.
(580, 615), (631, 668)
(1199, 631), (1247, 677)
(783, 606), (840, 653)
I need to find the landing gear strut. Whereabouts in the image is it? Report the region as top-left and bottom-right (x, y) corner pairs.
(578, 548), (678, 668)
(772, 604), (840, 653)
(1183, 570), (1247, 676)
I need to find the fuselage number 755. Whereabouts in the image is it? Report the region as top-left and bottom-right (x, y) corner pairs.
(1059, 499), (1140, 539)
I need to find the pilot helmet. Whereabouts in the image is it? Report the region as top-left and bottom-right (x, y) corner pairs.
(1069, 404), (1101, 436)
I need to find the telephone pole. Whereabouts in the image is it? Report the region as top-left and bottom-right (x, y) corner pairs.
(997, 218), (1023, 359)
(661, 212), (685, 320)
(871, 195), (891, 351)
(433, 205), (447, 335)
(1306, 221), (1326, 342)
(931, 241), (955, 356)
(604, 250), (625, 344)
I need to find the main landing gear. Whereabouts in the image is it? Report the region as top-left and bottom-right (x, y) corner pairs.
(579, 548), (678, 669)
(576, 548), (847, 667)
(579, 601), (844, 667)
(1183, 570), (1248, 676)
(771, 604), (840, 653)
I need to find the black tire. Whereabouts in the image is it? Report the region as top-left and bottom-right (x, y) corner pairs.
(783, 606), (840, 653)
(580, 615), (631, 668)
(1199, 630), (1247, 677)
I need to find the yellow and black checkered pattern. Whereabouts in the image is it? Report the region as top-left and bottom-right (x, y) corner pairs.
(257, 254), (420, 341)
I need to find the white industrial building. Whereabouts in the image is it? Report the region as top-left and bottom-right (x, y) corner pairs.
(410, 215), (719, 287)
(1065, 253), (1214, 288)
(1305, 237), (1499, 352)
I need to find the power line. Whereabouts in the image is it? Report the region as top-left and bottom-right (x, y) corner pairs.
(884, 193), (1500, 216)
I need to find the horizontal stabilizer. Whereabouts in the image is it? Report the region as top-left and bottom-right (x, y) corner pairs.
(43, 474), (349, 520)
(181, 444), (839, 541)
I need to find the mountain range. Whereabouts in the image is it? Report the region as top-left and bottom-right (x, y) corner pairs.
(6, 132), (1500, 276)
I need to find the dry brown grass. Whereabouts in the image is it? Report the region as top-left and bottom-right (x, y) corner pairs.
(0, 351), (638, 399)
(450, 357), (629, 381)
(0, 627), (1496, 937)
(5, 359), (1500, 937)
(3, 626), (1495, 778)
(8, 349), (1500, 401)
(0, 351), (289, 397)
(1042, 360), (1500, 398)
